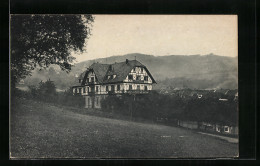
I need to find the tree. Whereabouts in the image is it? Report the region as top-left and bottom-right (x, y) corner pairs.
(10, 14), (94, 88)
(38, 79), (56, 95)
(38, 79), (57, 102)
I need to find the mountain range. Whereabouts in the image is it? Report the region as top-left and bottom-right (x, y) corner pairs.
(22, 53), (238, 90)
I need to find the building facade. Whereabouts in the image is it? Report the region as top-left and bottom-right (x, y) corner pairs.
(72, 59), (156, 108)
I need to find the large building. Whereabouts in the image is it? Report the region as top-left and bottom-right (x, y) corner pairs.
(72, 59), (156, 108)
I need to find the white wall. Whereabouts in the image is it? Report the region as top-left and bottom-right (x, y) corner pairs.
(124, 67), (153, 84)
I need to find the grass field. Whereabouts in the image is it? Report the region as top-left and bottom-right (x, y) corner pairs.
(10, 98), (238, 158)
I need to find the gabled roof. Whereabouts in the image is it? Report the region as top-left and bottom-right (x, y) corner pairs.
(81, 60), (156, 85)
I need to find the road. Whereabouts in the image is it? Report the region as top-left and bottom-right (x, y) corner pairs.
(10, 98), (238, 158)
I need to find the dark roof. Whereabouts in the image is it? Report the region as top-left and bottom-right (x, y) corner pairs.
(90, 63), (110, 82)
(81, 60), (156, 85)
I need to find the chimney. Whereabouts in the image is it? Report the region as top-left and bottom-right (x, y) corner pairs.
(126, 59), (129, 64)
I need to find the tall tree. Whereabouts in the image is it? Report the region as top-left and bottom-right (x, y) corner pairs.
(10, 14), (94, 88)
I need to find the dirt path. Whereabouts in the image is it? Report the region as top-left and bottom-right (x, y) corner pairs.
(10, 98), (238, 158)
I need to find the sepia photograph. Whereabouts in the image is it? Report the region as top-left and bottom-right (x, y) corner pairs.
(10, 15), (238, 159)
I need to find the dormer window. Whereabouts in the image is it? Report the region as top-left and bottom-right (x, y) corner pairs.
(113, 74), (116, 79)
(91, 77), (94, 83)
(107, 75), (111, 80)
(144, 76), (148, 81)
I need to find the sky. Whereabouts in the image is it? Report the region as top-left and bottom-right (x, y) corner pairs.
(72, 15), (237, 62)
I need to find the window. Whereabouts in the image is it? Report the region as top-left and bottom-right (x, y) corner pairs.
(141, 68), (143, 73)
(107, 75), (110, 80)
(87, 87), (90, 92)
(224, 126), (229, 132)
(79, 88), (82, 94)
(128, 75), (133, 80)
(96, 86), (99, 92)
(137, 85), (140, 90)
(133, 67), (136, 72)
(83, 88), (86, 93)
(129, 85), (132, 90)
(91, 86), (95, 92)
(145, 86), (148, 91)
(79, 79), (81, 83)
(117, 84), (120, 91)
(144, 76), (148, 81)
(111, 85), (115, 92)
(106, 86), (109, 91)
(91, 77), (94, 83)
(113, 75), (116, 79)
(136, 75), (141, 81)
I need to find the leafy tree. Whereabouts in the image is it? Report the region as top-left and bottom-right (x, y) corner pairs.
(10, 14), (94, 88)
(38, 79), (56, 97)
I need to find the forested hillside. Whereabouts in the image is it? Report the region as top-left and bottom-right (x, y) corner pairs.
(21, 53), (238, 90)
